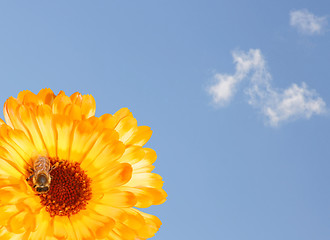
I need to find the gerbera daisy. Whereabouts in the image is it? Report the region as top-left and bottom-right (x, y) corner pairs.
(0, 89), (167, 240)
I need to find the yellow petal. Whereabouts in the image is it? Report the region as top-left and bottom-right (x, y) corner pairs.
(70, 92), (83, 105)
(0, 226), (24, 240)
(69, 117), (102, 163)
(87, 210), (115, 239)
(119, 147), (157, 173)
(0, 205), (18, 226)
(79, 127), (120, 169)
(113, 108), (133, 122)
(35, 105), (57, 157)
(18, 105), (46, 152)
(112, 222), (137, 240)
(17, 90), (32, 103)
(115, 116), (138, 144)
(0, 142), (28, 176)
(22, 211), (36, 232)
(81, 139), (125, 174)
(99, 109), (126, 130)
(0, 183), (33, 206)
(28, 209), (52, 240)
(113, 109), (152, 146)
(92, 163), (132, 192)
(21, 91), (42, 107)
(99, 114), (117, 130)
(125, 126), (152, 147)
(7, 210), (27, 234)
(69, 210), (114, 240)
(0, 153), (22, 179)
(133, 209), (162, 239)
(94, 190), (136, 208)
(37, 88), (55, 106)
(81, 94), (96, 119)
(125, 173), (164, 189)
(22, 197), (42, 214)
(132, 148), (157, 173)
(120, 186), (167, 208)
(6, 128), (37, 163)
(121, 208), (145, 232)
(107, 231), (123, 240)
(65, 103), (82, 121)
(3, 97), (26, 130)
(118, 146), (145, 165)
(52, 91), (72, 115)
(90, 203), (125, 223)
(53, 115), (76, 160)
(53, 216), (76, 240)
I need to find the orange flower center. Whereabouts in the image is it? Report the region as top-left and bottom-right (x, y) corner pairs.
(39, 158), (92, 217)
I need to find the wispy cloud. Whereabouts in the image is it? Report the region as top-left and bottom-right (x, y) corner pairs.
(290, 9), (328, 35)
(208, 49), (266, 106)
(208, 49), (327, 126)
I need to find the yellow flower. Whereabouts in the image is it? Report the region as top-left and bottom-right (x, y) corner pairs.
(0, 89), (167, 239)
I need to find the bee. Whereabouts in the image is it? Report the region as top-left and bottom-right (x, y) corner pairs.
(26, 156), (60, 193)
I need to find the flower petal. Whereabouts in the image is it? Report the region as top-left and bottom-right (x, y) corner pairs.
(81, 94), (96, 119)
(35, 105), (57, 157)
(92, 163), (132, 192)
(113, 108), (133, 122)
(93, 190), (137, 208)
(134, 210), (162, 239)
(119, 146), (157, 173)
(0, 156), (22, 179)
(52, 91), (71, 115)
(112, 222), (137, 240)
(27, 209), (52, 240)
(115, 115), (138, 144)
(69, 117), (102, 163)
(65, 103), (82, 121)
(112, 109), (152, 146)
(18, 105), (46, 152)
(70, 210), (115, 240)
(7, 207), (36, 234)
(0, 142), (29, 176)
(19, 90), (41, 107)
(53, 115), (76, 160)
(132, 148), (157, 173)
(81, 139), (125, 172)
(53, 216), (76, 240)
(0, 124), (36, 162)
(120, 186), (167, 208)
(126, 172), (164, 189)
(37, 88), (55, 106)
(79, 128), (120, 169)
(3, 97), (26, 131)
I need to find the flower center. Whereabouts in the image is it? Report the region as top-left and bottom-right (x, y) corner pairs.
(39, 158), (92, 217)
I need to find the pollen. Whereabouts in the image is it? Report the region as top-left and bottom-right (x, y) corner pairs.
(39, 158), (92, 217)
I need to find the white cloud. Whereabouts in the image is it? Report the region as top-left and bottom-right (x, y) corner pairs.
(290, 9), (328, 35)
(208, 49), (266, 106)
(208, 74), (238, 106)
(208, 49), (327, 126)
(249, 82), (326, 126)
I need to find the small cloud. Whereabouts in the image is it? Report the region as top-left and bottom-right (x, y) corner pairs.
(208, 49), (266, 106)
(249, 82), (326, 126)
(208, 74), (239, 106)
(208, 49), (327, 126)
(290, 9), (328, 35)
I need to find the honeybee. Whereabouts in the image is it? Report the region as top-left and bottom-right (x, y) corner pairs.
(26, 156), (59, 193)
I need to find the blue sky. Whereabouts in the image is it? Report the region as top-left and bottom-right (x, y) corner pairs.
(0, 1), (329, 239)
